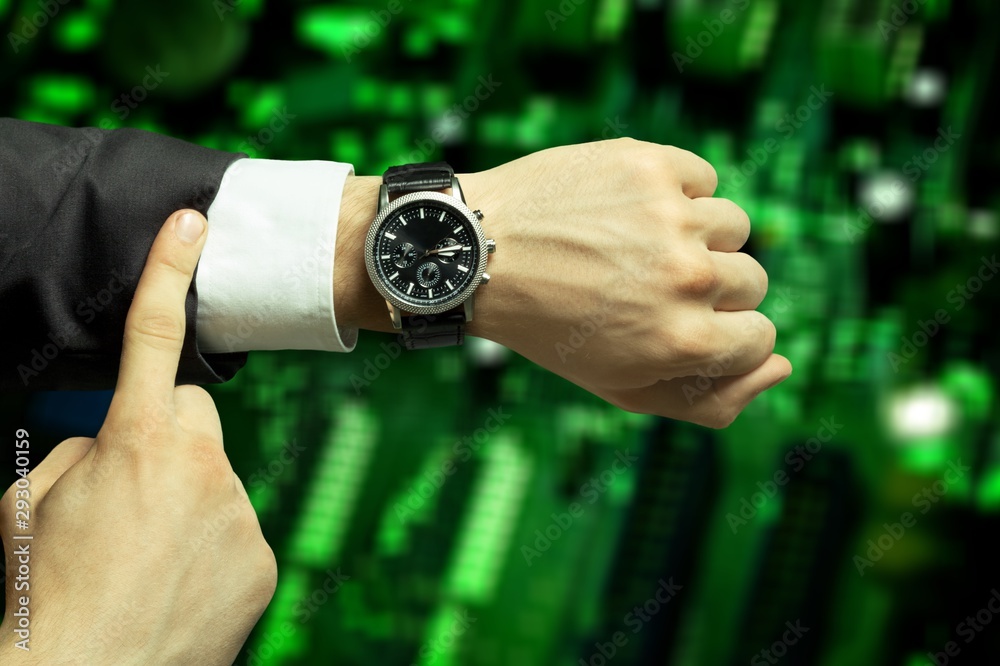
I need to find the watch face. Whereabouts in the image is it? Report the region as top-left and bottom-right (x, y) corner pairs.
(365, 191), (488, 314)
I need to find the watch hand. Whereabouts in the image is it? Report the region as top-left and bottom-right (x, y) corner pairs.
(421, 245), (463, 259)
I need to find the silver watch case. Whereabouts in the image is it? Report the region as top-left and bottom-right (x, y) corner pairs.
(364, 189), (489, 317)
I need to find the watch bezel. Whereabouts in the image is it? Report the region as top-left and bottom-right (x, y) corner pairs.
(364, 190), (488, 316)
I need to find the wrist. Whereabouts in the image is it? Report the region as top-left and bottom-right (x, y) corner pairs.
(450, 170), (511, 344)
(334, 174), (391, 333)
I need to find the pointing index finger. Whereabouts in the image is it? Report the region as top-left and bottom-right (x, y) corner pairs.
(109, 210), (207, 415)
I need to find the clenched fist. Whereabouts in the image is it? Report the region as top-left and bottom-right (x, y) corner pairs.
(337, 138), (791, 428)
(464, 139), (791, 427)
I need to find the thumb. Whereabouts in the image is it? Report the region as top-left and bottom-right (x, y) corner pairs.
(1, 437), (95, 535)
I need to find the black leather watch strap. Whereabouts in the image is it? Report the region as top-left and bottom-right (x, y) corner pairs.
(399, 308), (466, 349)
(383, 162), (455, 194)
(384, 161), (466, 348)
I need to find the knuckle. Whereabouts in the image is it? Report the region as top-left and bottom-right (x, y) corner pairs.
(627, 156), (665, 188)
(702, 161), (719, 193)
(675, 256), (719, 296)
(190, 440), (230, 483)
(174, 384), (214, 407)
(668, 146), (718, 192)
(127, 310), (185, 349)
(612, 136), (642, 149)
(747, 314), (777, 350)
(701, 410), (736, 429)
(252, 542), (279, 600)
(158, 252), (194, 280)
(752, 260), (769, 296)
(701, 399), (739, 429)
(735, 206), (752, 242)
(666, 320), (711, 361)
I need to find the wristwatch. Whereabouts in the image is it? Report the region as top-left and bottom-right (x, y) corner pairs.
(364, 162), (496, 349)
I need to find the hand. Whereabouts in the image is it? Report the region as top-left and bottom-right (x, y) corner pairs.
(0, 210), (277, 664)
(335, 139), (791, 428)
(462, 139), (791, 427)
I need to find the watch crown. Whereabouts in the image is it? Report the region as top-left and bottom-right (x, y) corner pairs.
(481, 272), (491, 284)
(486, 239), (497, 254)
(473, 209), (484, 221)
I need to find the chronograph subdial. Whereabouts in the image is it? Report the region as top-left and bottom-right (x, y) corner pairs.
(416, 262), (441, 288)
(392, 242), (418, 268)
(433, 238), (460, 263)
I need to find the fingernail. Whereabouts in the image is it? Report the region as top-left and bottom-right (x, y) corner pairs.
(175, 212), (205, 244)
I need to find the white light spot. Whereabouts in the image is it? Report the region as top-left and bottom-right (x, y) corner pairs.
(889, 386), (957, 440)
(466, 338), (509, 367)
(858, 171), (914, 223)
(905, 69), (947, 108)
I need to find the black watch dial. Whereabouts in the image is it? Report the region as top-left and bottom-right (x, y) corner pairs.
(370, 199), (482, 310)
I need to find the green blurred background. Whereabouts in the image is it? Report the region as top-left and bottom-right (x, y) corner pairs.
(2, 0), (1000, 664)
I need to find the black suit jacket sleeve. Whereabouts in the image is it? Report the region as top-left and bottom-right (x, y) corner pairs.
(1, 118), (249, 391)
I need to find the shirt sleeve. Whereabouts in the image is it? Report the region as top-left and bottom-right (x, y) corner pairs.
(196, 158), (359, 354)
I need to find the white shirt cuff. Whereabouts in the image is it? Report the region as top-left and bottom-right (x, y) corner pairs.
(196, 158), (358, 354)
